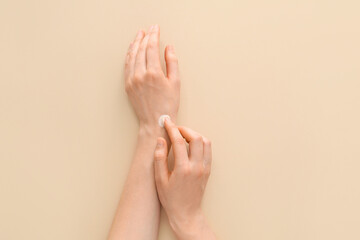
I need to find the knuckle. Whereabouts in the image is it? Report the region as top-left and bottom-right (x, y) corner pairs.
(172, 77), (181, 88)
(125, 82), (132, 93)
(203, 138), (211, 147)
(129, 49), (137, 58)
(147, 40), (157, 49)
(196, 166), (205, 177)
(193, 135), (203, 143)
(128, 53), (135, 60)
(132, 79), (143, 89)
(133, 73), (144, 83)
(174, 137), (185, 146)
(146, 69), (159, 79)
(139, 43), (147, 51)
(180, 165), (191, 176)
(206, 168), (211, 177)
(154, 150), (166, 160)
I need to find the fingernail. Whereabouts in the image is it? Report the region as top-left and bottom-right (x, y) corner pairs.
(164, 117), (171, 125)
(157, 139), (163, 148)
(154, 24), (159, 31)
(149, 25), (154, 31)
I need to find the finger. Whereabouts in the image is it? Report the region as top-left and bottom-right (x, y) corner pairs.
(163, 118), (188, 166)
(154, 137), (169, 186)
(125, 42), (134, 83)
(177, 126), (204, 162)
(146, 24), (162, 71)
(125, 30), (145, 82)
(165, 45), (179, 82)
(135, 26), (152, 74)
(203, 137), (212, 175)
(124, 42), (134, 80)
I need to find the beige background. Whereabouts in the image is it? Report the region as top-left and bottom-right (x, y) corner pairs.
(1, 0), (360, 239)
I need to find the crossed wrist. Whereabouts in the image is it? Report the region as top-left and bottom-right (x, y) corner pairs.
(138, 116), (176, 137)
(168, 210), (208, 240)
(138, 122), (162, 135)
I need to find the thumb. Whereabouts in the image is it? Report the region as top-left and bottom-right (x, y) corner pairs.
(154, 137), (169, 186)
(165, 45), (179, 82)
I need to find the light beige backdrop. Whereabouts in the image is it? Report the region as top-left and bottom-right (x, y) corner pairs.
(1, 0), (359, 239)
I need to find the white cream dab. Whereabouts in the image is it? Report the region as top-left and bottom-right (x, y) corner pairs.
(158, 115), (170, 127)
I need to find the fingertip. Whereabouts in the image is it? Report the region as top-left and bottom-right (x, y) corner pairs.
(163, 118), (169, 129)
(148, 25), (154, 32)
(164, 117), (173, 128)
(163, 118), (172, 134)
(167, 45), (175, 52)
(154, 24), (159, 32)
(136, 29), (145, 39)
(155, 25), (160, 37)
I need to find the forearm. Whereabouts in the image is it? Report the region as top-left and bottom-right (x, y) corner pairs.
(111, 24), (180, 239)
(108, 125), (169, 240)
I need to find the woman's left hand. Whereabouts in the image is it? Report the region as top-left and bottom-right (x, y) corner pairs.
(125, 25), (180, 130)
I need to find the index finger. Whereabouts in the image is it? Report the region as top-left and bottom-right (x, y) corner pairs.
(177, 126), (203, 162)
(164, 118), (188, 166)
(146, 24), (161, 71)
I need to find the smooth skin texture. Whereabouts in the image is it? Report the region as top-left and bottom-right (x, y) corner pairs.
(154, 118), (216, 240)
(108, 25), (180, 240)
(108, 25), (215, 240)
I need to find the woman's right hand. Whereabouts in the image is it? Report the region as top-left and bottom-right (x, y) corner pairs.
(154, 118), (216, 240)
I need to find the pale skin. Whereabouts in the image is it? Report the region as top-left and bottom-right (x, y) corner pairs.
(107, 24), (215, 240)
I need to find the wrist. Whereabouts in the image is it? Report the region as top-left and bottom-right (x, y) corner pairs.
(138, 123), (162, 136)
(138, 117), (176, 140)
(138, 123), (169, 147)
(169, 210), (211, 240)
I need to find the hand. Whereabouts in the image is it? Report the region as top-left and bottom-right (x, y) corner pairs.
(154, 118), (215, 240)
(124, 25), (180, 130)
